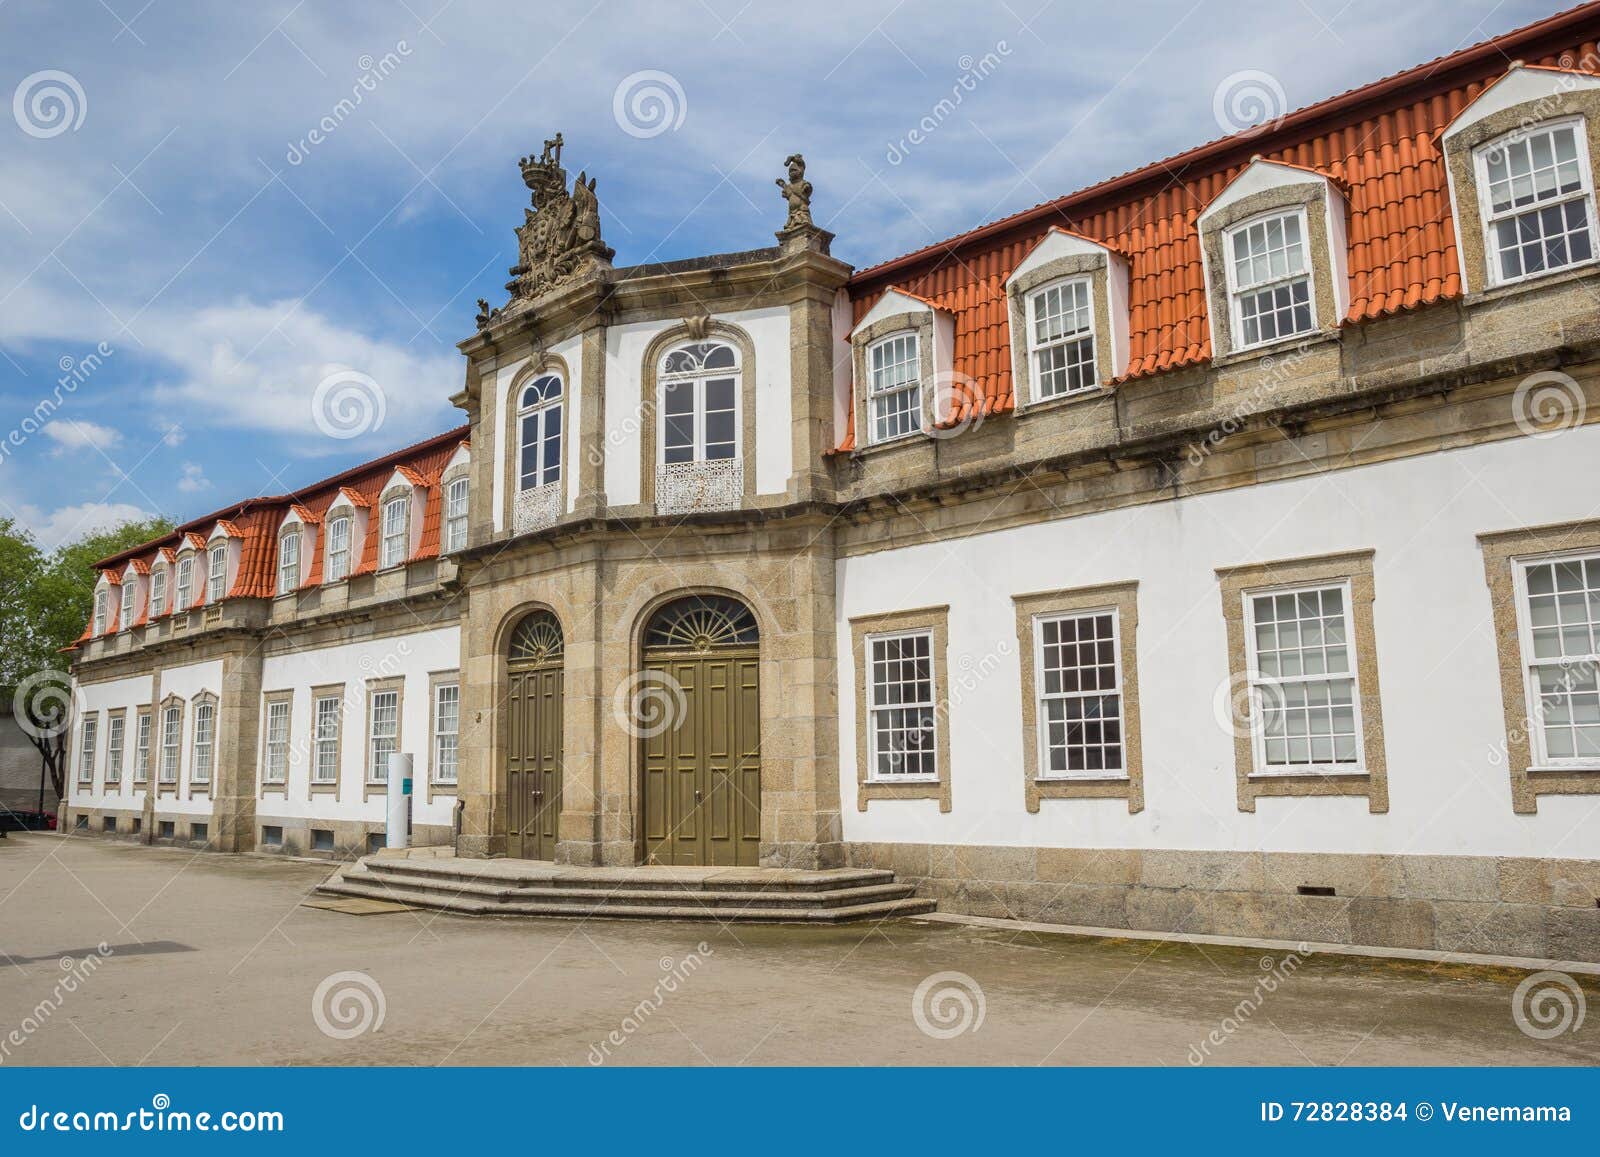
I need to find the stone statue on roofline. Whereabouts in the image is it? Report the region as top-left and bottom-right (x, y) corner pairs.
(776, 153), (813, 231)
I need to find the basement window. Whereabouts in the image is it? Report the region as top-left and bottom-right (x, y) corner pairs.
(366, 833), (386, 855)
(158, 820), (175, 839)
(102, 817), (117, 834)
(130, 818), (141, 834)
(190, 822), (208, 843)
(311, 828), (335, 852)
(261, 825), (284, 848)
(74, 814), (89, 830)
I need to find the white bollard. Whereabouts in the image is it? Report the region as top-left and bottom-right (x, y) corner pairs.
(386, 753), (413, 850)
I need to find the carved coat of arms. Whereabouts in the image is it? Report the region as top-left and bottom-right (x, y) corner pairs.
(503, 133), (613, 305)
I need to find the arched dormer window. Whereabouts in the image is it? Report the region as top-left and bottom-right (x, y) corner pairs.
(206, 544), (227, 603)
(278, 527), (301, 595)
(660, 341), (740, 466)
(848, 288), (953, 447)
(866, 333), (921, 443)
(120, 578), (136, 630)
(150, 565), (167, 617)
(94, 587), (109, 636)
(513, 372), (563, 535)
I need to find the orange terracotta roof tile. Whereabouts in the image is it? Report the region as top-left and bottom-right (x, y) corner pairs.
(841, 5), (1600, 448)
(126, 559), (150, 575)
(183, 532), (207, 551)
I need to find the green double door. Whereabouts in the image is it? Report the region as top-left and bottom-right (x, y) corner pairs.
(640, 651), (761, 867)
(506, 663), (563, 861)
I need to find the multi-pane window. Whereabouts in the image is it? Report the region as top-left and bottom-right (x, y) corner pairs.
(264, 700), (290, 784)
(1244, 584), (1361, 771)
(159, 705), (182, 784)
(78, 716), (98, 784)
(1029, 279), (1097, 399)
(445, 478), (469, 553)
(1228, 211), (1314, 348)
(191, 701), (214, 784)
(1480, 122), (1595, 284)
(380, 498), (408, 569)
(433, 682), (459, 784)
(1035, 611), (1124, 776)
(105, 715), (125, 785)
(150, 569), (166, 616)
(313, 696), (341, 783)
(659, 343), (738, 464)
(518, 374), (564, 488)
(94, 590), (108, 635)
(175, 558), (193, 611)
(368, 689), (399, 782)
(277, 531), (300, 595)
(1517, 554), (1600, 765)
(866, 630), (937, 778)
(867, 333), (921, 444)
(120, 580), (135, 629)
(133, 712), (151, 783)
(206, 545), (227, 602)
(325, 517), (351, 582)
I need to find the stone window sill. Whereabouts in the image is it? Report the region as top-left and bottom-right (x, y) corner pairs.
(1210, 327), (1338, 371)
(1015, 385), (1112, 418)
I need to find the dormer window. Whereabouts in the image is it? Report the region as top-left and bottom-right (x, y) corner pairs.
(175, 557), (193, 610)
(1478, 121), (1595, 285)
(1226, 210), (1314, 349)
(379, 496), (408, 569)
(1028, 278), (1097, 399)
(94, 589), (108, 635)
(325, 516), (351, 581)
(150, 568), (166, 616)
(867, 333), (921, 443)
(206, 545), (227, 602)
(445, 477), (469, 553)
(278, 530), (301, 595)
(120, 581), (135, 630)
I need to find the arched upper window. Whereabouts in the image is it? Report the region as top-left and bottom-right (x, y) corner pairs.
(660, 342), (739, 465)
(518, 374), (563, 491)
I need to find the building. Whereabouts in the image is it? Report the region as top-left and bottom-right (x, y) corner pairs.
(67, 7), (1600, 959)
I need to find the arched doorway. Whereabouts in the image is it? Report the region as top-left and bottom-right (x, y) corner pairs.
(638, 594), (761, 866)
(506, 609), (564, 860)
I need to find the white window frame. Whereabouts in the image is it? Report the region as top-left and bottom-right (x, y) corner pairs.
(1032, 607), (1127, 780)
(105, 714), (125, 785)
(657, 344), (740, 466)
(368, 688), (399, 783)
(277, 530), (300, 596)
(444, 478), (469, 554)
(1511, 548), (1600, 771)
(1240, 579), (1366, 776)
(120, 580), (135, 630)
(432, 681), (460, 785)
(313, 695), (341, 783)
(206, 545), (227, 602)
(379, 498), (408, 570)
(190, 699), (215, 785)
(1474, 116), (1598, 288)
(93, 589), (108, 636)
(1026, 276), (1098, 401)
(1222, 207), (1317, 352)
(133, 711), (151, 784)
(150, 569), (166, 616)
(866, 332), (923, 445)
(517, 374), (564, 489)
(159, 705), (182, 785)
(864, 627), (939, 782)
(264, 699), (290, 784)
(77, 716), (98, 785)
(175, 557), (193, 611)
(325, 516), (351, 583)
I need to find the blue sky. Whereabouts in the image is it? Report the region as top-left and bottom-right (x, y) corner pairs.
(0, 0), (1560, 549)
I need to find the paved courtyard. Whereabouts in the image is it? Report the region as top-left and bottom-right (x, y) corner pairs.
(1, 834), (1594, 1066)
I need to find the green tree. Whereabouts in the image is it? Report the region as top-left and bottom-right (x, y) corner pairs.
(0, 515), (174, 806)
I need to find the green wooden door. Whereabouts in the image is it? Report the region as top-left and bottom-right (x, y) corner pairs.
(505, 611), (564, 861)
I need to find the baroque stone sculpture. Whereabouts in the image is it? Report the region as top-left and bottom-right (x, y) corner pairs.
(504, 133), (614, 304)
(776, 153), (813, 232)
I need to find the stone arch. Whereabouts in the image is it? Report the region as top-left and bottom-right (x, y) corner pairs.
(638, 320), (759, 510)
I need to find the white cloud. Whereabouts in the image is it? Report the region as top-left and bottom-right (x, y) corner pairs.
(159, 422), (186, 447)
(43, 419), (122, 455)
(177, 462), (210, 492)
(15, 501), (158, 553)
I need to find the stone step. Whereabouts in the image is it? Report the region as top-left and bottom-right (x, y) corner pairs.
(317, 878), (936, 923)
(336, 866), (919, 909)
(360, 857), (899, 894)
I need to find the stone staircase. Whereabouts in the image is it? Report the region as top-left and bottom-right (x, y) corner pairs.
(315, 853), (936, 924)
